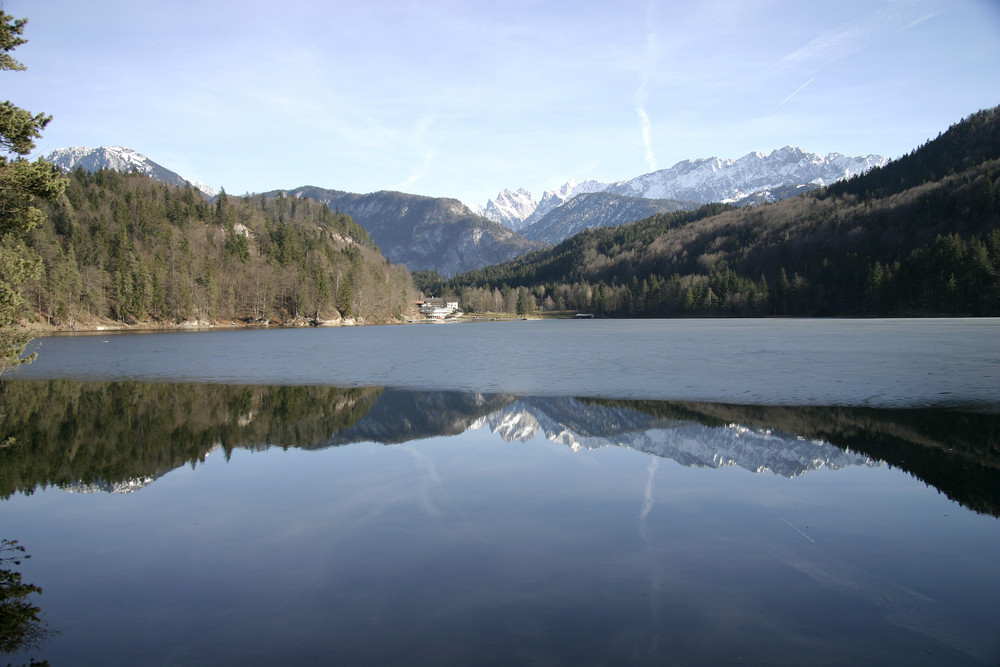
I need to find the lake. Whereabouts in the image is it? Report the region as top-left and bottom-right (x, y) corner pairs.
(1, 319), (999, 665)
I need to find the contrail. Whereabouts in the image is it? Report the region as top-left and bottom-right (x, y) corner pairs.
(636, 0), (658, 172)
(770, 76), (816, 114)
(637, 100), (657, 172)
(638, 456), (659, 542)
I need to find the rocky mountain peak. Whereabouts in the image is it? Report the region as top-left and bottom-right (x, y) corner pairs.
(481, 188), (539, 231)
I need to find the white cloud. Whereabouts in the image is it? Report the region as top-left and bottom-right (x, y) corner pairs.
(780, 1), (943, 68)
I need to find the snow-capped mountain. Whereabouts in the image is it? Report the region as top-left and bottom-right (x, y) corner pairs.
(478, 188), (539, 231)
(485, 147), (888, 232)
(601, 147), (886, 203)
(45, 146), (218, 198)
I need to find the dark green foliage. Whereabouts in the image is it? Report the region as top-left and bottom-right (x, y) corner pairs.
(825, 107), (1000, 201)
(0, 11), (66, 373)
(444, 108), (1000, 317)
(23, 169), (416, 325)
(410, 270), (443, 294)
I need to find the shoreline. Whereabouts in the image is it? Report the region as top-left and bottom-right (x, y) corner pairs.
(17, 315), (407, 335)
(17, 311), (559, 336)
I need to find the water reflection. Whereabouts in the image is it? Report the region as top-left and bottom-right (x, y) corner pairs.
(2, 380), (998, 517)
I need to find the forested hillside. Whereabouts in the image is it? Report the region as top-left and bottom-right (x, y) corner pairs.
(21, 169), (417, 328)
(439, 108), (1000, 317)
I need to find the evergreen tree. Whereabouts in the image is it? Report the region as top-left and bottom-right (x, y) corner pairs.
(0, 12), (65, 373)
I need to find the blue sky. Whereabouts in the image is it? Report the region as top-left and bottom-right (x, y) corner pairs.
(4, 0), (999, 206)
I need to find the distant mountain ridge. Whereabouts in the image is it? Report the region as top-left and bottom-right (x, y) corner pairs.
(45, 146), (218, 198)
(265, 186), (546, 277)
(476, 147), (888, 235)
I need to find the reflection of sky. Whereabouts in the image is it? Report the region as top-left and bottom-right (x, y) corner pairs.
(3, 431), (999, 665)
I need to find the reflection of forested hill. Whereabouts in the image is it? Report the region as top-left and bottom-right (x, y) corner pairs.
(0, 380), (380, 498)
(2, 380), (997, 518)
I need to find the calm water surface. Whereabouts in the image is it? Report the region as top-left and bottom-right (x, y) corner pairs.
(15, 318), (1000, 408)
(1, 320), (998, 665)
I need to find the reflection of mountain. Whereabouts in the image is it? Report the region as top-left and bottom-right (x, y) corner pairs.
(1, 380), (997, 517)
(318, 391), (517, 446)
(474, 397), (873, 477)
